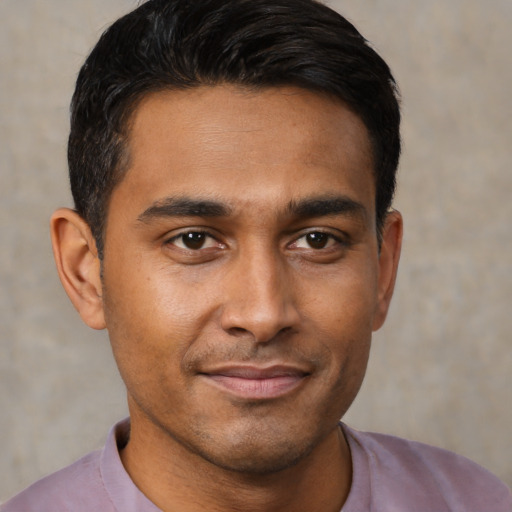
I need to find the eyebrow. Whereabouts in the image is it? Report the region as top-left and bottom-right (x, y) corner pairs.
(287, 195), (368, 222)
(138, 197), (231, 222)
(137, 194), (368, 223)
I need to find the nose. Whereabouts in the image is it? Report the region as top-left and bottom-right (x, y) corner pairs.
(220, 246), (300, 343)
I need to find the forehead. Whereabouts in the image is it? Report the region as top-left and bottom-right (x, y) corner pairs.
(114, 85), (375, 219)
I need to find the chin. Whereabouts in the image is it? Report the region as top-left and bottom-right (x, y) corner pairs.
(186, 421), (323, 475)
(201, 442), (313, 475)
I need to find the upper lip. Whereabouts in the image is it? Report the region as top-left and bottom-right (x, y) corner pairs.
(200, 364), (310, 379)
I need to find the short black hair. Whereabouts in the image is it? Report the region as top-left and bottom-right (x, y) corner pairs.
(69, 0), (401, 258)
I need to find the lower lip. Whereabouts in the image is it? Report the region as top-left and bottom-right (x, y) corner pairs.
(203, 374), (305, 400)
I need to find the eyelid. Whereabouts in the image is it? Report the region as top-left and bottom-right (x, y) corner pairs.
(165, 228), (226, 250)
(289, 228), (348, 247)
(162, 226), (350, 255)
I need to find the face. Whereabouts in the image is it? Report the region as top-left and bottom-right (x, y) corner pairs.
(100, 85), (395, 474)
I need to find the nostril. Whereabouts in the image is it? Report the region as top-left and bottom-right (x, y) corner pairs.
(227, 326), (250, 337)
(226, 325), (294, 343)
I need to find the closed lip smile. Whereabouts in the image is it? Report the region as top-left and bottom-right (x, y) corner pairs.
(199, 365), (310, 400)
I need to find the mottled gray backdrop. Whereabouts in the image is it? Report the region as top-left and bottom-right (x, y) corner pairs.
(1, 0), (511, 501)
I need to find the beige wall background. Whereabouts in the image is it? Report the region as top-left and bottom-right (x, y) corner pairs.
(1, 0), (511, 501)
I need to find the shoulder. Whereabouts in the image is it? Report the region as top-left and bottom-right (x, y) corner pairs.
(1, 450), (114, 512)
(342, 424), (512, 512)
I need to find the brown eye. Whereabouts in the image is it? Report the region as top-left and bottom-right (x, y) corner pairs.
(169, 231), (220, 250)
(305, 232), (330, 249)
(292, 231), (340, 251)
(181, 232), (207, 250)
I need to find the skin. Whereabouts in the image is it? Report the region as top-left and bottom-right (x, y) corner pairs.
(51, 85), (402, 512)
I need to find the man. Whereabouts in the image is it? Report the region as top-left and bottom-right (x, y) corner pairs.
(2, 0), (511, 510)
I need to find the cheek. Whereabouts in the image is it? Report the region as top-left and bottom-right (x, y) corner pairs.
(103, 288), (192, 418)
(101, 263), (229, 409)
(303, 263), (379, 333)
(302, 265), (376, 381)
(104, 255), (212, 336)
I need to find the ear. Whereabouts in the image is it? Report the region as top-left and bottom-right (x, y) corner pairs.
(372, 210), (403, 331)
(50, 208), (106, 330)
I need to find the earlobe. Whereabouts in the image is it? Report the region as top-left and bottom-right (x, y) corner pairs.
(50, 208), (106, 330)
(372, 210), (403, 331)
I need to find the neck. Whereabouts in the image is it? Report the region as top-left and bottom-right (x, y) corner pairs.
(120, 414), (352, 512)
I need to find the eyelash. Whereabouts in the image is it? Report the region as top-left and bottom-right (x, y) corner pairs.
(166, 230), (223, 251)
(290, 230), (345, 251)
(165, 229), (347, 252)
